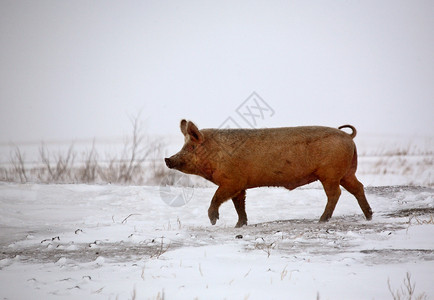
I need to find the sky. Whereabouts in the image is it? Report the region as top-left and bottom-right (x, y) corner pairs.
(1, 0), (433, 144)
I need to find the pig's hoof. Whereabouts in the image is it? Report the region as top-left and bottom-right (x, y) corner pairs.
(365, 209), (373, 221)
(235, 220), (248, 228)
(319, 215), (331, 222)
(208, 210), (219, 225)
(209, 216), (218, 225)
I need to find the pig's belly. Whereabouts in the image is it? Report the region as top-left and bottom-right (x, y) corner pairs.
(246, 167), (319, 190)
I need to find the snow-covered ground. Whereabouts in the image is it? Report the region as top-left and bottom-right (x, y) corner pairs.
(0, 182), (433, 299)
(0, 134), (433, 299)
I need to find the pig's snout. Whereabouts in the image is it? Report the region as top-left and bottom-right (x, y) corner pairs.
(164, 157), (174, 169)
(165, 154), (187, 171)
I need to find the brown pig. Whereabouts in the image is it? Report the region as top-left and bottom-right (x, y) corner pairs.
(165, 120), (373, 227)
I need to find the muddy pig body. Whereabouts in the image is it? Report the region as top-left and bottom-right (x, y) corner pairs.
(165, 120), (373, 227)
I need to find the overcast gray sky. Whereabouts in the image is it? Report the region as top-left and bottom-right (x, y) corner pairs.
(1, 0), (433, 144)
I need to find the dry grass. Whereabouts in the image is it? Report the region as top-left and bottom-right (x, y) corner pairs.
(254, 239), (277, 258)
(150, 237), (170, 259)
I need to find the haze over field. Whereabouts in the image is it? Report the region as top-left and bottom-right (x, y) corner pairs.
(1, 1), (433, 144)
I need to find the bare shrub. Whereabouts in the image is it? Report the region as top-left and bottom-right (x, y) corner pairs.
(1, 113), (168, 185)
(6, 146), (27, 183)
(388, 272), (428, 300)
(97, 113), (166, 185)
(98, 155), (121, 184)
(97, 156), (116, 183)
(118, 114), (148, 183)
(0, 167), (8, 182)
(38, 143), (76, 183)
(2, 147), (33, 183)
(148, 142), (172, 185)
(9, 146), (27, 183)
(76, 140), (98, 183)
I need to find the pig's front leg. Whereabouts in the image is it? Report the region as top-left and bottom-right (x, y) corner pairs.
(232, 190), (247, 228)
(208, 186), (239, 225)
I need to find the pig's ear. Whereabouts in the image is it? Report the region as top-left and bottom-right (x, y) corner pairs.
(187, 121), (204, 144)
(180, 119), (188, 136)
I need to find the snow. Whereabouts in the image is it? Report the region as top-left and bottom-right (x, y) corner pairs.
(0, 182), (433, 300)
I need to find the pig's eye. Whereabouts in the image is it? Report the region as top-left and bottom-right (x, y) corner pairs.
(185, 144), (195, 151)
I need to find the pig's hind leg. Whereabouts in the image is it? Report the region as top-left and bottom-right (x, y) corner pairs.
(232, 190), (248, 228)
(208, 186), (240, 225)
(340, 174), (373, 220)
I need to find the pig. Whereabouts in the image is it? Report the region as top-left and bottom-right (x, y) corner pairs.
(165, 119), (373, 227)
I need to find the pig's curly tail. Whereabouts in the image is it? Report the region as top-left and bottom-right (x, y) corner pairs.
(338, 125), (357, 139)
